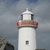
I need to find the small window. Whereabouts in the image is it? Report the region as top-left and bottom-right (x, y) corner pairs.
(21, 14), (23, 20)
(31, 14), (34, 20)
(26, 41), (29, 45)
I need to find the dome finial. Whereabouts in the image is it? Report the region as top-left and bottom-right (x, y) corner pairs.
(26, 8), (28, 11)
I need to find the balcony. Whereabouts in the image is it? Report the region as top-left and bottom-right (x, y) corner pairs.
(17, 20), (38, 28)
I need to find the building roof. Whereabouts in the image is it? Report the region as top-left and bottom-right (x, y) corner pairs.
(0, 36), (14, 47)
(22, 8), (33, 14)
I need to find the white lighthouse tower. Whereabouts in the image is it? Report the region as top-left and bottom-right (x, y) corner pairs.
(17, 8), (38, 50)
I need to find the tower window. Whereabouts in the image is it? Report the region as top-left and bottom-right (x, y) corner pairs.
(26, 41), (29, 45)
(21, 14), (23, 20)
(31, 14), (34, 20)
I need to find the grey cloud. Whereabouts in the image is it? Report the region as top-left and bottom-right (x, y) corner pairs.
(37, 33), (50, 50)
(0, 0), (50, 50)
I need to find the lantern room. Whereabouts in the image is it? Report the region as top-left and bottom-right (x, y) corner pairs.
(21, 8), (34, 20)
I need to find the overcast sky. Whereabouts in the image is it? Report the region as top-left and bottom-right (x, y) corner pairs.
(0, 0), (50, 50)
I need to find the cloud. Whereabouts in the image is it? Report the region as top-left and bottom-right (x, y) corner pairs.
(0, 0), (50, 50)
(37, 33), (50, 50)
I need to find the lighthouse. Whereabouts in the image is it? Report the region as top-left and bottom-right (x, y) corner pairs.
(17, 8), (38, 50)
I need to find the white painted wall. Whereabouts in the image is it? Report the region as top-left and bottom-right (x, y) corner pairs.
(18, 27), (37, 50)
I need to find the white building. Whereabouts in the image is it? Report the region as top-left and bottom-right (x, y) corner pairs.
(17, 8), (38, 50)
